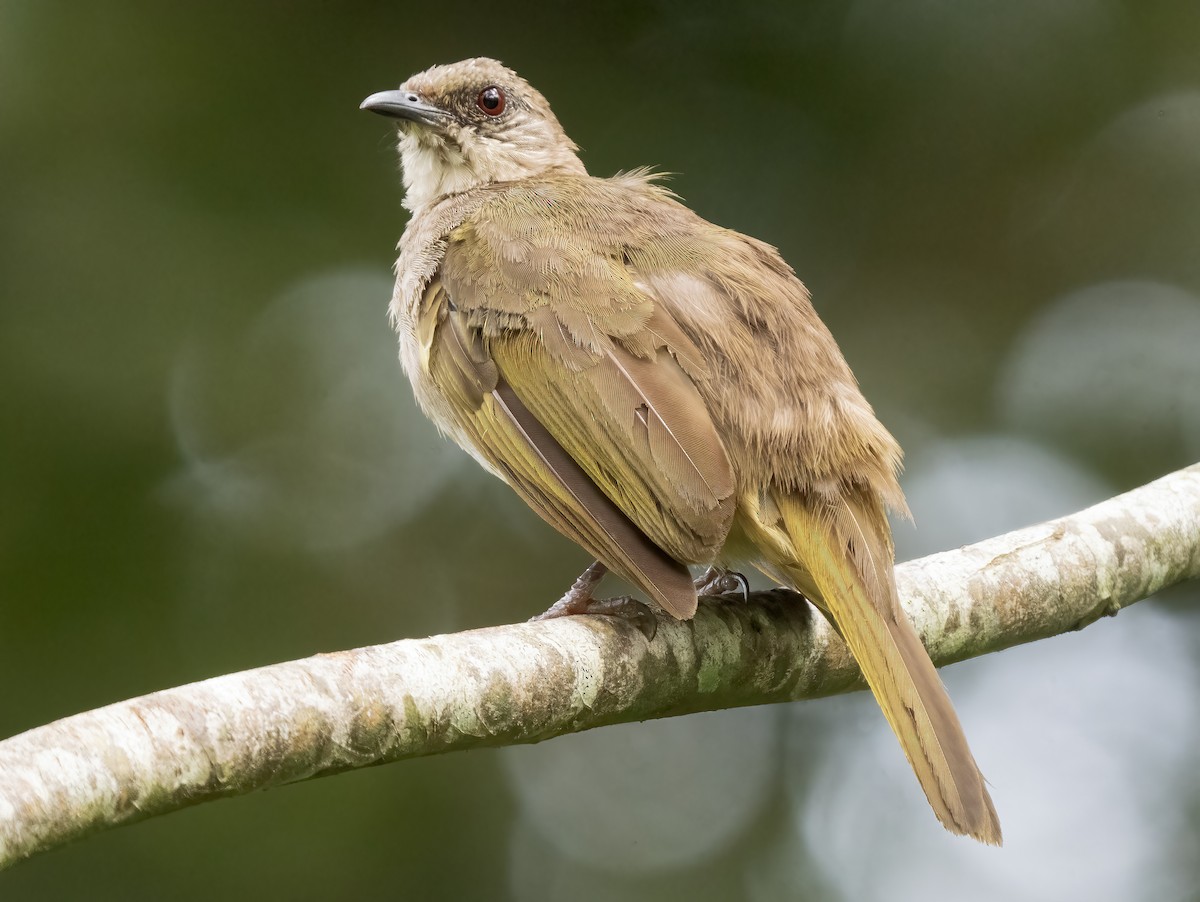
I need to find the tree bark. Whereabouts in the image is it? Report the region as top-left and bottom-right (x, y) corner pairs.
(1, 464), (1198, 870)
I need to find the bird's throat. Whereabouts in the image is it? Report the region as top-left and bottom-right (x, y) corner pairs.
(398, 132), (480, 213)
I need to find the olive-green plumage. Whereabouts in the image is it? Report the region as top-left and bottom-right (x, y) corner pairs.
(363, 57), (1001, 844)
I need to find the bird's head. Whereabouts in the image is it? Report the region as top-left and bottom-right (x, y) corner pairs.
(362, 58), (586, 212)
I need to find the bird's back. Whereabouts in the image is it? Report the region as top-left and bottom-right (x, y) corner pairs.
(440, 171), (905, 509)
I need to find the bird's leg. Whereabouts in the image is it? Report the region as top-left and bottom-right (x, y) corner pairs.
(530, 561), (658, 640)
(532, 561), (608, 618)
(693, 566), (751, 601)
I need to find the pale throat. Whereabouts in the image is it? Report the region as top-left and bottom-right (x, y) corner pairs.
(398, 127), (585, 212)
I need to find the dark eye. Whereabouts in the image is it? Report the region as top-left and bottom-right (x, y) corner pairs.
(477, 86), (506, 116)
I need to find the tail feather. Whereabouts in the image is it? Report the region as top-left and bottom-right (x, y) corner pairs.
(769, 488), (1002, 844)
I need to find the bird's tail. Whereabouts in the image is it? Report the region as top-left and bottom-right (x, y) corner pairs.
(755, 486), (1002, 844)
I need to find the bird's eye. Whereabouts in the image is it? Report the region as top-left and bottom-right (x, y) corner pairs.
(477, 86), (506, 116)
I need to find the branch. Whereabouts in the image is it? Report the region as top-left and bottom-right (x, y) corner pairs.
(2, 464), (1198, 869)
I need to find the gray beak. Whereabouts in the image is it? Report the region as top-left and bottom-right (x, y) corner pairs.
(360, 90), (449, 127)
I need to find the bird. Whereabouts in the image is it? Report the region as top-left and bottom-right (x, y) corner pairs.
(361, 57), (1001, 844)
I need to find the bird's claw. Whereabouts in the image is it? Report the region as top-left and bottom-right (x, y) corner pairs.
(530, 562), (658, 640)
(693, 567), (751, 601)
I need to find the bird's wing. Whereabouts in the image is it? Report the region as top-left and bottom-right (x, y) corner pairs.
(426, 195), (736, 618)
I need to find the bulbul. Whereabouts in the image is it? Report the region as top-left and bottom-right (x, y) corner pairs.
(362, 57), (1001, 844)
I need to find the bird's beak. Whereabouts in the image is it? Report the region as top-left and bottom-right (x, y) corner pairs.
(360, 90), (449, 127)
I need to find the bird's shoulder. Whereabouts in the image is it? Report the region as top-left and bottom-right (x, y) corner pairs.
(450, 170), (774, 273)
(435, 173), (683, 364)
(467, 169), (698, 239)
(452, 171), (801, 292)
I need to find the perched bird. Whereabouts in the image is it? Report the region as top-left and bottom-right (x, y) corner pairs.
(362, 58), (1001, 844)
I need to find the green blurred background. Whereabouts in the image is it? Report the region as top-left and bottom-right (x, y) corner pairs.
(3, 2), (1199, 900)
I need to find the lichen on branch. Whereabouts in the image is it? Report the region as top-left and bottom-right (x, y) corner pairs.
(1, 464), (1198, 870)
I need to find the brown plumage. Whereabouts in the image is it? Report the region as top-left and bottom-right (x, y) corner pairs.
(363, 58), (1001, 843)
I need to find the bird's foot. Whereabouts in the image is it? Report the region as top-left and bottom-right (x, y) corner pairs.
(530, 561), (658, 640)
(693, 567), (750, 601)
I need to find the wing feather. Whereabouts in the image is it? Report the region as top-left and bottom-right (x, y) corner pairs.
(439, 205), (738, 582)
(424, 282), (701, 617)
